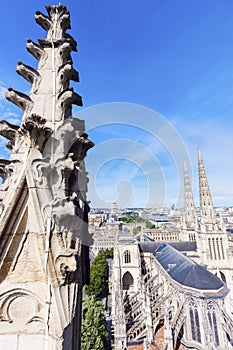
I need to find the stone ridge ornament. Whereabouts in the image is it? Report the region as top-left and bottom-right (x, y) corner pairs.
(0, 5), (93, 350)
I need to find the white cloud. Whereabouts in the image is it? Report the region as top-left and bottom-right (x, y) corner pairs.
(1, 112), (21, 125)
(171, 114), (233, 207)
(0, 84), (7, 108)
(0, 86), (7, 101)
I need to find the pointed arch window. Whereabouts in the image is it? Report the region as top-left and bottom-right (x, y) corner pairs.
(124, 250), (131, 264)
(207, 303), (219, 346)
(189, 299), (201, 343)
(123, 271), (134, 290)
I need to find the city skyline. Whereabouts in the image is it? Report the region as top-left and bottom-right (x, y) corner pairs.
(1, 1), (233, 207)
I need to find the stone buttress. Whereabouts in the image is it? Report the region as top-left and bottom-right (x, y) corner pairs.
(0, 5), (93, 350)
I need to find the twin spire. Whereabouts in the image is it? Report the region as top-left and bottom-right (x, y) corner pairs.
(183, 148), (220, 232)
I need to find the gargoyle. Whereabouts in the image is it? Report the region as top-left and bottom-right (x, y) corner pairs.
(0, 159), (20, 182)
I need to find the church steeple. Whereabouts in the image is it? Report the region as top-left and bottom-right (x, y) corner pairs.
(198, 148), (217, 230)
(183, 159), (198, 230)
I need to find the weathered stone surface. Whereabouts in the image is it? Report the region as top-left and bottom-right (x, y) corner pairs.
(19, 114), (52, 152)
(0, 4), (92, 350)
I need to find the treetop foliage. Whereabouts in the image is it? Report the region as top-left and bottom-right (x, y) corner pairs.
(81, 295), (109, 350)
(119, 216), (155, 229)
(85, 249), (109, 299)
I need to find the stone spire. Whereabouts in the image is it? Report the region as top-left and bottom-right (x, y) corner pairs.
(6, 5), (82, 125)
(0, 5), (93, 350)
(183, 159), (198, 230)
(198, 148), (217, 231)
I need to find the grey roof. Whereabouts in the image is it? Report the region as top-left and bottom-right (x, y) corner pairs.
(139, 240), (197, 253)
(149, 214), (169, 222)
(153, 243), (225, 291)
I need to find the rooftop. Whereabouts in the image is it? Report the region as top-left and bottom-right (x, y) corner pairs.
(139, 240), (197, 253)
(153, 243), (226, 293)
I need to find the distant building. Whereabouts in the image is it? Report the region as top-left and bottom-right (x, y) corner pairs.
(111, 232), (233, 349)
(142, 228), (179, 242)
(91, 235), (116, 255)
(110, 202), (118, 221)
(111, 149), (233, 349)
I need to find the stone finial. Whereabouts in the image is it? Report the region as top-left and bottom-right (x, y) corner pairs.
(35, 5), (71, 41)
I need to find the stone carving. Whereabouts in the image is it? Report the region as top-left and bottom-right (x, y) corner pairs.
(26, 39), (48, 69)
(35, 5), (71, 41)
(64, 33), (78, 51)
(5, 88), (33, 117)
(16, 62), (41, 93)
(69, 134), (94, 162)
(30, 118), (93, 246)
(55, 254), (77, 285)
(57, 87), (83, 118)
(56, 41), (72, 67)
(0, 289), (44, 326)
(0, 120), (19, 150)
(19, 114), (52, 152)
(0, 5), (93, 349)
(0, 159), (19, 182)
(58, 61), (79, 91)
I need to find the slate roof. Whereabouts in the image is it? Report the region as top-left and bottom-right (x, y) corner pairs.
(139, 240), (197, 253)
(153, 243), (225, 291)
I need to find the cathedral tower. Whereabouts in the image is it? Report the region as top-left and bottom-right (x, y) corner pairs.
(197, 149), (233, 295)
(182, 159), (198, 240)
(0, 5), (93, 350)
(198, 148), (217, 232)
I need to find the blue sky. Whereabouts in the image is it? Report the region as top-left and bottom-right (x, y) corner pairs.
(1, 1), (233, 208)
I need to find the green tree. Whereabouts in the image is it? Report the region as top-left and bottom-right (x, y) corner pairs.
(103, 248), (114, 258)
(85, 250), (109, 299)
(146, 221), (155, 229)
(119, 216), (136, 223)
(133, 225), (141, 235)
(81, 295), (109, 350)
